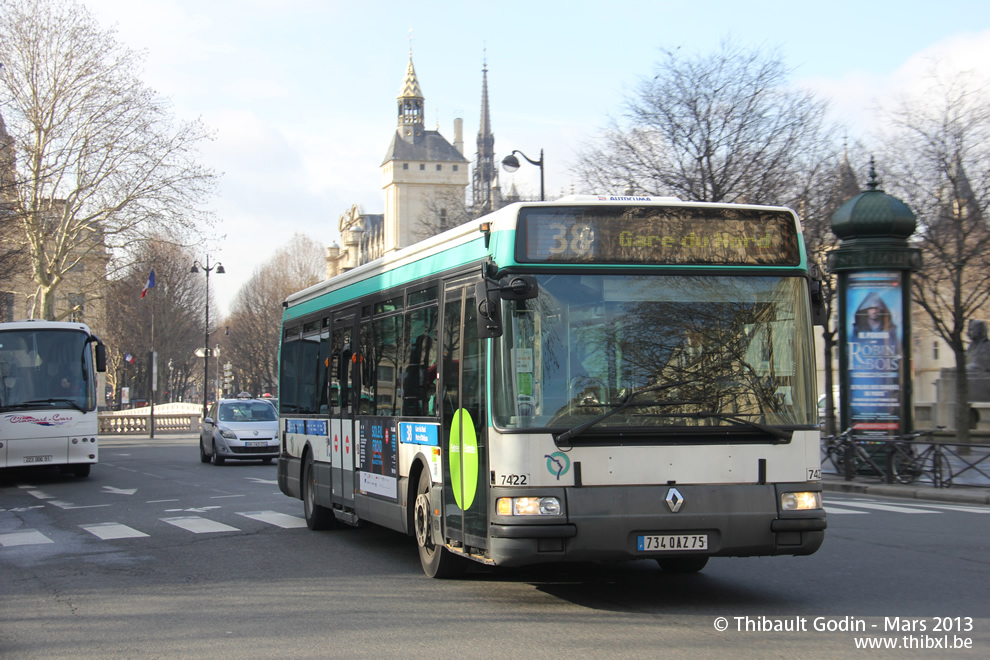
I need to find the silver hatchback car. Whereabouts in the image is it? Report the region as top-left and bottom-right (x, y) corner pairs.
(199, 397), (279, 465)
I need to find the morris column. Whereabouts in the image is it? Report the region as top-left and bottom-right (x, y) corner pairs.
(827, 163), (920, 443)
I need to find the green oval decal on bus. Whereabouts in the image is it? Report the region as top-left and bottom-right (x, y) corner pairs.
(449, 408), (478, 510)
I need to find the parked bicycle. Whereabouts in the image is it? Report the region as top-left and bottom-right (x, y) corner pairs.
(822, 428), (951, 486)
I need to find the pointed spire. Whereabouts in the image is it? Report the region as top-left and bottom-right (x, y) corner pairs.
(478, 51), (491, 140)
(397, 51), (424, 101)
(473, 50), (497, 212)
(866, 156), (881, 191)
(397, 50), (425, 133)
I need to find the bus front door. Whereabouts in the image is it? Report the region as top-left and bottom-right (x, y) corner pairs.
(440, 281), (489, 552)
(330, 308), (358, 511)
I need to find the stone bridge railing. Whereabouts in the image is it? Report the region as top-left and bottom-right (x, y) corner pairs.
(99, 413), (200, 435)
(99, 402), (202, 435)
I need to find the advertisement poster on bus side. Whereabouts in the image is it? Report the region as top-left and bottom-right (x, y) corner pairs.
(846, 271), (904, 437)
(358, 417), (398, 500)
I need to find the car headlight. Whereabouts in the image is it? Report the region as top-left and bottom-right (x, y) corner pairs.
(496, 496), (562, 516)
(781, 491), (821, 511)
(218, 427), (238, 440)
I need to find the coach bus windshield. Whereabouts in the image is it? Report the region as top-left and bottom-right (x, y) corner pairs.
(0, 329), (95, 412)
(492, 273), (817, 433)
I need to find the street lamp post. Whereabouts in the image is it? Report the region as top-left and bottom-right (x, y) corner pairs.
(190, 257), (224, 421)
(501, 148), (544, 201)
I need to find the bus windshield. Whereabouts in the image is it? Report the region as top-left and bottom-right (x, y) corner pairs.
(492, 273), (817, 432)
(0, 328), (95, 412)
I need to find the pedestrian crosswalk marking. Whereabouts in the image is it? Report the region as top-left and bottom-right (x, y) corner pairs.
(889, 502), (990, 514)
(80, 523), (149, 540)
(0, 530), (54, 547)
(161, 516), (240, 533)
(237, 511), (307, 528)
(823, 506), (868, 515)
(827, 501), (939, 514)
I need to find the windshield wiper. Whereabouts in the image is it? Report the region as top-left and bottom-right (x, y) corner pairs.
(17, 398), (86, 413)
(554, 380), (690, 447)
(687, 411), (791, 441)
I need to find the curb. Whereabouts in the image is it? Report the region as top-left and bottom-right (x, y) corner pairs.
(822, 478), (990, 505)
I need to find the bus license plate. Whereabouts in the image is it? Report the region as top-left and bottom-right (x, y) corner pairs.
(24, 455), (53, 463)
(245, 441), (267, 447)
(637, 534), (708, 552)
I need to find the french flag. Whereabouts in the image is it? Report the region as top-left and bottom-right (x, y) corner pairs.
(140, 269), (156, 298)
(124, 353), (136, 364)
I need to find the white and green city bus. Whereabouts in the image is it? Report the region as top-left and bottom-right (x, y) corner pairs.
(277, 196), (827, 577)
(0, 320), (107, 476)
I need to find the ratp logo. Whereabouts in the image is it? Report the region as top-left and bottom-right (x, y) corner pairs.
(544, 452), (571, 480)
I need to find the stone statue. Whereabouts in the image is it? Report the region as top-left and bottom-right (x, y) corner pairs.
(965, 319), (990, 373)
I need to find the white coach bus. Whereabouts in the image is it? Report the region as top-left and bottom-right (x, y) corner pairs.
(0, 320), (107, 476)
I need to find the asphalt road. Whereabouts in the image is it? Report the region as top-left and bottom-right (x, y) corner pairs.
(2, 436), (988, 659)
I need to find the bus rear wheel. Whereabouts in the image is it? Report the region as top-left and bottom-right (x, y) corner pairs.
(414, 469), (464, 578)
(303, 453), (335, 531)
(73, 464), (91, 478)
(657, 556), (709, 573)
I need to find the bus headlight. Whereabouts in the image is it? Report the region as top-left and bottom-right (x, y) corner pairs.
(781, 491), (821, 511)
(496, 496), (562, 516)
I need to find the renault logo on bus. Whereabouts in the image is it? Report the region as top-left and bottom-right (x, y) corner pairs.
(665, 487), (684, 513)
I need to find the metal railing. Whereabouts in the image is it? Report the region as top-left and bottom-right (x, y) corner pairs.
(821, 430), (990, 489)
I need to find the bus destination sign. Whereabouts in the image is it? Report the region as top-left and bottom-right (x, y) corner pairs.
(517, 206), (800, 266)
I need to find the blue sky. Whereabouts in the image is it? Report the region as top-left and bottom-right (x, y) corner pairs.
(83, 0), (990, 314)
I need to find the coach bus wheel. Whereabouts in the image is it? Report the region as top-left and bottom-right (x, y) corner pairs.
(303, 453), (335, 531)
(73, 464), (91, 478)
(657, 556), (709, 573)
(414, 469), (464, 578)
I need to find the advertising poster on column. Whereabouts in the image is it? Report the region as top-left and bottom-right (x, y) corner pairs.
(846, 271), (903, 437)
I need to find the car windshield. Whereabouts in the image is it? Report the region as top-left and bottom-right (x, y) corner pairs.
(492, 273), (818, 432)
(218, 402), (277, 423)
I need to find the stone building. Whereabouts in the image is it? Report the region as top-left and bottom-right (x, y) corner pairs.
(327, 51), (512, 278)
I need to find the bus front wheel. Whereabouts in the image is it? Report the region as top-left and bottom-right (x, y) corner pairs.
(414, 469), (464, 578)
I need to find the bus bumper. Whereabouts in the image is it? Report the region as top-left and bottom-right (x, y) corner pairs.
(487, 482), (825, 567)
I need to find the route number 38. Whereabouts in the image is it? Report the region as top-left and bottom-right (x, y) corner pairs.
(547, 222), (594, 257)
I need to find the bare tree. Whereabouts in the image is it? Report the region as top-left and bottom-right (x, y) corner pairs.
(0, 0), (216, 320)
(103, 239), (204, 407)
(221, 234), (326, 396)
(875, 66), (990, 441)
(573, 39), (839, 207)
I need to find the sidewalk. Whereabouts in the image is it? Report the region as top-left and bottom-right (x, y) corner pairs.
(822, 475), (990, 505)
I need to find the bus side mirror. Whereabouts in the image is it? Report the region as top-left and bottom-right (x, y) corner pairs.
(808, 265), (826, 327)
(475, 280), (503, 339)
(94, 342), (107, 373)
(497, 275), (539, 301)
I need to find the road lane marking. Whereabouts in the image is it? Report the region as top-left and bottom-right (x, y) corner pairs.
(102, 486), (137, 495)
(161, 516), (240, 533)
(245, 477), (278, 485)
(237, 511), (307, 528)
(25, 489), (54, 500)
(210, 495), (245, 499)
(48, 501), (112, 510)
(0, 530), (54, 547)
(81, 523), (149, 540)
